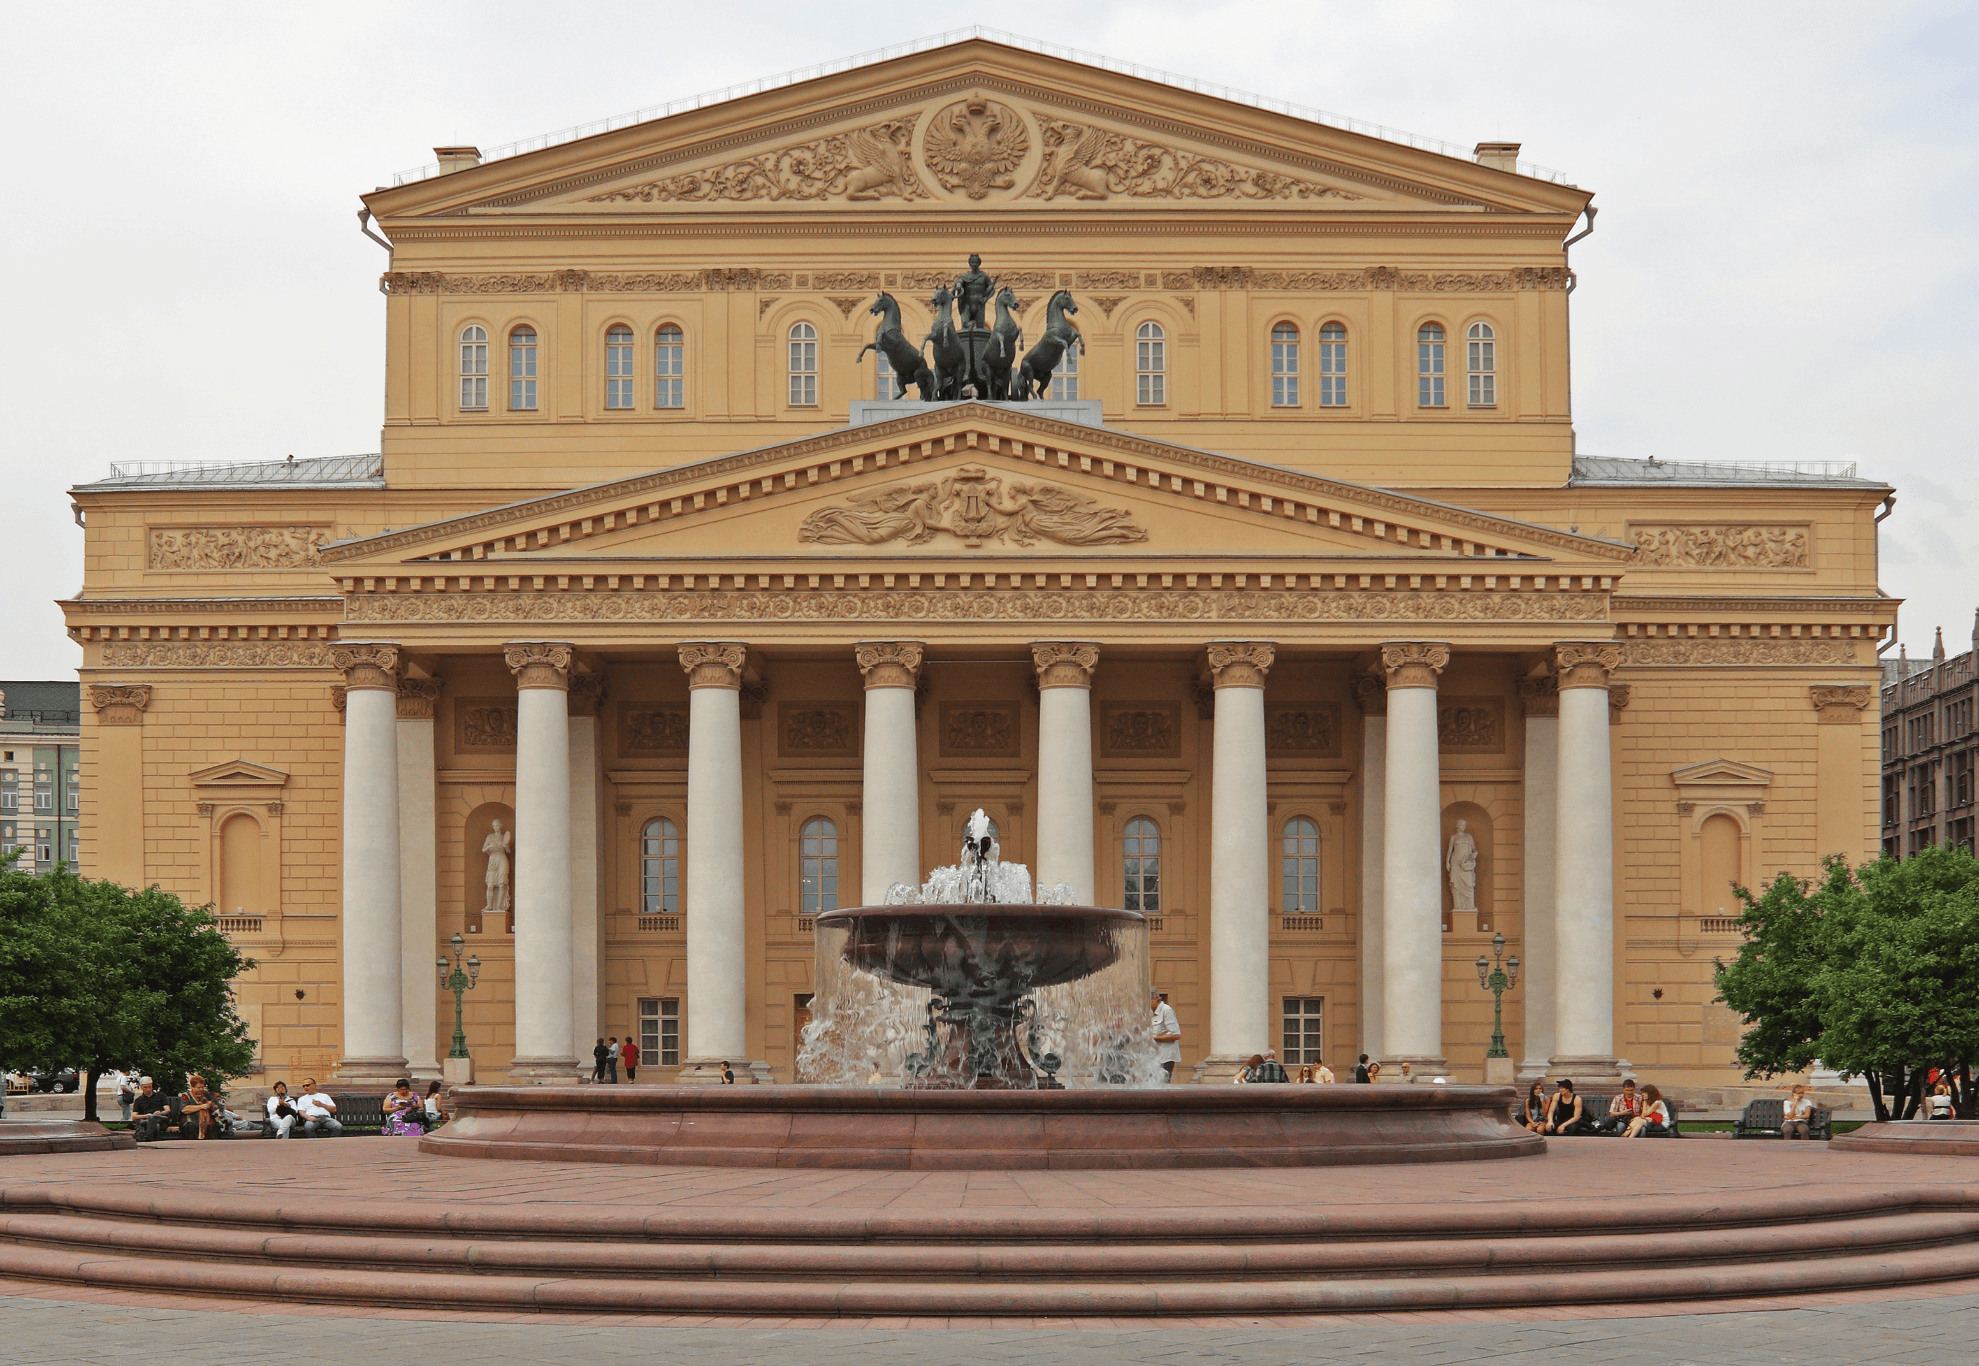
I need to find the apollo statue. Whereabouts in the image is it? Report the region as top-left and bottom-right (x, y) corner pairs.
(1446, 819), (1479, 913)
(481, 818), (513, 923)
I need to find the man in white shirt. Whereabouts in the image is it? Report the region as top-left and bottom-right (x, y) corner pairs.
(293, 1078), (343, 1137)
(1150, 990), (1182, 1083)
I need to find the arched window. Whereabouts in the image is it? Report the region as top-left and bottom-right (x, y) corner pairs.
(1282, 818), (1320, 913)
(1135, 321), (1166, 405)
(1050, 341), (1080, 401)
(1417, 323), (1446, 408)
(873, 346), (895, 399)
(1466, 321), (1496, 407)
(605, 325), (635, 409)
(1270, 323), (1299, 407)
(654, 324), (684, 408)
(788, 321), (818, 406)
(458, 325), (488, 410)
(218, 813), (264, 919)
(800, 816), (838, 915)
(1123, 817), (1160, 912)
(508, 327), (537, 411)
(641, 817), (679, 914)
(1318, 322), (1347, 407)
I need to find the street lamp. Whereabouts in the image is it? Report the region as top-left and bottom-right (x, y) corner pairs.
(437, 931), (480, 1061)
(1474, 931), (1520, 1071)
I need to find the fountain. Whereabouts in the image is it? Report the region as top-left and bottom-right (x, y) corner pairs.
(426, 809), (1543, 1169)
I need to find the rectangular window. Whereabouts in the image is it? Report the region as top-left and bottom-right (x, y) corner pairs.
(508, 329), (537, 410)
(1318, 326), (1347, 407)
(1282, 997), (1324, 1066)
(639, 997), (680, 1068)
(1049, 345), (1079, 401)
(1418, 334), (1445, 407)
(1270, 329), (1299, 407)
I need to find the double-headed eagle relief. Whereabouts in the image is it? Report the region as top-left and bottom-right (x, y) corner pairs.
(799, 465), (1147, 550)
(855, 254), (1081, 403)
(924, 92), (1029, 200)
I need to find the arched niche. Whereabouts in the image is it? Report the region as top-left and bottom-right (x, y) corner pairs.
(464, 801), (516, 936)
(1698, 811), (1745, 918)
(1440, 801), (1494, 933)
(218, 811), (266, 920)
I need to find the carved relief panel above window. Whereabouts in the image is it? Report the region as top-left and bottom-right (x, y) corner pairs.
(454, 699), (518, 752)
(778, 703), (858, 759)
(148, 526), (330, 570)
(1100, 704), (1181, 759)
(939, 702), (1021, 759)
(1266, 704), (1341, 757)
(1437, 697), (1505, 753)
(616, 703), (688, 760)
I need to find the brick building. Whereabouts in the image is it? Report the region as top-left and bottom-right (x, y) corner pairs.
(0, 682), (82, 873)
(1881, 616), (1979, 857)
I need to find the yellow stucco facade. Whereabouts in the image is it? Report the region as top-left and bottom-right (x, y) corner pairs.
(63, 40), (1894, 1092)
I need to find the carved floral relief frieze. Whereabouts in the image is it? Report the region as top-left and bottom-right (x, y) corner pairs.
(1028, 119), (1365, 203)
(1623, 640), (1858, 666)
(586, 116), (928, 204)
(148, 527), (329, 571)
(1629, 525), (1812, 570)
(798, 465), (1147, 549)
(97, 642), (336, 669)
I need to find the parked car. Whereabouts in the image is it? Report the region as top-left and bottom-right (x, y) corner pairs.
(25, 1068), (81, 1094)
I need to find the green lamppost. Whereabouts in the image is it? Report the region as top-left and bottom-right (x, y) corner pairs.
(1474, 931), (1519, 1081)
(437, 932), (480, 1060)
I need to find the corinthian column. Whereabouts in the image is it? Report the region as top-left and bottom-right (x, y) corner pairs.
(396, 676), (442, 1081)
(1381, 641), (1450, 1077)
(1031, 642), (1099, 902)
(1517, 671), (1559, 1083)
(856, 642), (924, 904)
(1552, 642), (1623, 1082)
(331, 643), (408, 1085)
(1206, 641), (1274, 1077)
(505, 641), (578, 1083)
(679, 642), (752, 1083)
(568, 673), (606, 1068)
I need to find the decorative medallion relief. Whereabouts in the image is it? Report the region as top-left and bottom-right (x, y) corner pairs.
(616, 703), (688, 758)
(1437, 697), (1505, 753)
(1265, 704), (1341, 756)
(1628, 525), (1811, 570)
(778, 703), (857, 758)
(924, 92), (1029, 199)
(940, 703), (1020, 759)
(587, 116), (928, 204)
(455, 699), (519, 752)
(148, 526), (329, 571)
(798, 466), (1146, 549)
(1101, 704), (1182, 759)
(1028, 119), (1362, 203)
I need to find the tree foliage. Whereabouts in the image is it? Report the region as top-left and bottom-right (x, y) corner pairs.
(1714, 845), (1979, 1122)
(0, 857), (255, 1121)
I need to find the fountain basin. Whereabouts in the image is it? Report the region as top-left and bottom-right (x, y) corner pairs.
(422, 1083), (1544, 1169)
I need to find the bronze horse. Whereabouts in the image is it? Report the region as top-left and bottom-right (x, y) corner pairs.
(1015, 290), (1080, 400)
(924, 285), (969, 400)
(988, 287), (1023, 400)
(854, 292), (933, 400)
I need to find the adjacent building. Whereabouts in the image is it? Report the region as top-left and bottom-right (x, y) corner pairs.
(61, 38), (1896, 1091)
(0, 682), (82, 873)
(1881, 618), (1979, 857)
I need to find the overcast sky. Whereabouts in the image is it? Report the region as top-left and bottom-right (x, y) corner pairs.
(2, 1), (1974, 678)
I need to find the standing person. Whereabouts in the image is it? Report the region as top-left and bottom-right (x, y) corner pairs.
(1624, 1084), (1673, 1138)
(1150, 991), (1182, 1083)
(1781, 1083), (1816, 1138)
(130, 1077), (173, 1142)
(604, 1038), (619, 1084)
(1314, 1059), (1336, 1083)
(116, 1073), (136, 1123)
(591, 1038), (610, 1083)
(264, 1082), (299, 1139)
(621, 1036), (639, 1083)
(1355, 1054), (1372, 1084)
(293, 1079), (342, 1137)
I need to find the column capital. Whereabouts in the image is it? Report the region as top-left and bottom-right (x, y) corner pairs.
(395, 676), (441, 720)
(1810, 683), (1872, 723)
(1381, 641), (1450, 690)
(679, 642), (747, 689)
(855, 641), (924, 690)
(1555, 642), (1622, 689)
(1517, 673), (1559, 718)
(1032, 641), (1099, 689)
(504, 641), (575, 690)
(330, 642), (401, 691)
(568, 673), (608, 717)
(88, 683), (152, 726)
(1608, 683), (1632, 720)
(1206, 641), (1275, 689)
(1351, 667), (1387, 716)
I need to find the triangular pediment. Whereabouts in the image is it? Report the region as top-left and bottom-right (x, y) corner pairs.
(323, 405), (1632, 573)
(1670, 758), (1774, 789)
(365, 40), (1588, 223)
(188, 759), (289, 789)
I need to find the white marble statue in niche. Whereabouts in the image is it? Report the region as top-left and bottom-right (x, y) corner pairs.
(480, 819), (513, 927)
(1446, 819), (1479, 913)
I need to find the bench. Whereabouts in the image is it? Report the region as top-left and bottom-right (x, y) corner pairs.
(1734, 1097), (1832, 1140)
(1541, 1092), (1683, 1138)
(260, 1091), (393, 1137)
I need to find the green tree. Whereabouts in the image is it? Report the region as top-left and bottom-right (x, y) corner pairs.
(0, 859), (256, 1122)
(1712, 861), (1841, 1082)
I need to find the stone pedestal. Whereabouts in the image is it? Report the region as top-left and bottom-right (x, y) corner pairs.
(442, 1056), (475, 1086)
(1483, 1055), (1516, 1086)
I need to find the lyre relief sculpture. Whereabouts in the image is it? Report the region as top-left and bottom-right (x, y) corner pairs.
(798, 465), (1145, 549)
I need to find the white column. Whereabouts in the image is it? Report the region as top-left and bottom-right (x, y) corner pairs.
(1031, 642), (1098, 903)
(1552, 643), (1622, 1081)
(1518, 673), (1559, 1082)
(1207, 642), (1275, 1071)
(396, 677), (441, 1081)
(567, 674), (605, 1068)
(680, 642), (751, 1082)
(332, 644), (408, 1085)
(1380, 642), (1450, 1075)
(1356, 674), (1387, 1064)
(506, 642), (578, 1082)
(856, 642), (924, 903)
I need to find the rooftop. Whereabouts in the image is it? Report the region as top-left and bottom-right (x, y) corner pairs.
(0, 681), (81, 732)
(77, 453), (385, 492)
(387, 27), (1573, 189)
(1569, 455), (1884, 489)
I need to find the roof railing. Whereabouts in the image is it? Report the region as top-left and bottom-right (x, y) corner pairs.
(387, 26), (1572, 188)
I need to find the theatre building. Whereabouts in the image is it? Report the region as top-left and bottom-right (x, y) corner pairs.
(64, 38), (1895, 1090)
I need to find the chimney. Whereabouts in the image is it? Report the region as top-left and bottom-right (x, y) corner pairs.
(1970, 607), (1977, 657)
(1474, 141), (1521, 173)
(1933, 626), (1946, 662)
(434, 146), (482, 175)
